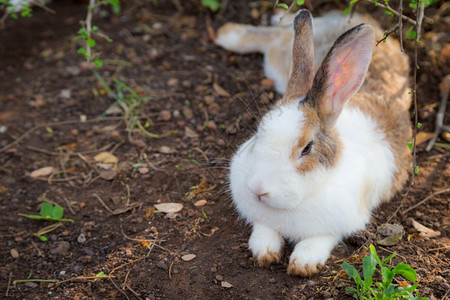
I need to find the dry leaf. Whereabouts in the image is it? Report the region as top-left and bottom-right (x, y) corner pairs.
(213, 83), (231, 97)
(112, 203), (140, 215)
(221, 281), (233, 288)
(29, 166), (56, 178)
(184, 127), (199, 139)
(98, 169), (116, 180)
(154, 203), (183, 213)
(194, 199), (207, 207)
(411, 219), (441, 238)
(416, 132), (435, 145)
(181, 254), (196, 261)
(94, 152), (118, 164)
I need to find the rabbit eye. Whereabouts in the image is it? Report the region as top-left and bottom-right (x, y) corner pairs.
(300, 141), (314, 157)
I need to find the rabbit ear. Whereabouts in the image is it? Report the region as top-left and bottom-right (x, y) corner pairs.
(283, 10), (314, 103)
(308, 24), (375, 127)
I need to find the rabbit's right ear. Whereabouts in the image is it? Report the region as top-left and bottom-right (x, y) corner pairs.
(283, 10), (314, 103)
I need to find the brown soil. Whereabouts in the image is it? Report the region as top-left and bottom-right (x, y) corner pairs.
(0, 1), (448, 299)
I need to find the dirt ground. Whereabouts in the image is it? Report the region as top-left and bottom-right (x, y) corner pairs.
(0, 0), (449, 299)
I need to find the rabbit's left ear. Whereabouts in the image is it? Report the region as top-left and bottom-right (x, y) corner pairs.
(308, 24), (375, 127)
(284, 9), (315, 103)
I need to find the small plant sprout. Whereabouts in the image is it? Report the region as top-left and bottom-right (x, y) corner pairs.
(19, 202), (74, 223)
(93, 271), (106, 282)
(341, 245), (428, 299)
(201, 0), (221, 12)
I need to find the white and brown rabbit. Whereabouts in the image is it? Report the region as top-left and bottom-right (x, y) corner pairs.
(218, 10), (412, 276)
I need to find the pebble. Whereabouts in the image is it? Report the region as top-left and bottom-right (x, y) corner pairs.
(10, 248), (19, 258)
(25, 282), (38, 288)
(157, 261), (168, 270)
(173, 110), (181, 118)
(77, 233), (86, 244)
(181, 254), (196, 261)
(206, 121), (217, 130)
(50, 241), (71, 255)
(59, 271), (66, 276)
(221, 281), (233, 288)
(216, 139), (225, 147)
(204, 96), (215, 105)
(167, 78), (179, 87)
(215, 275), (223, 281)
(208, 103), (220, 115)
(159, 110), (172, 121)
(182, 106), (193, 119)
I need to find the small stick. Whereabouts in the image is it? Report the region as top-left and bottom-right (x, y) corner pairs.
(93, 193), (114, 214)
(5, 272), (12, 297)
(367, 0), (416, 25)
(63, 197), (76, 215)
(403, 187), (450, 215)
(30, 240), (44, 257)
(427, 245), (450, 252)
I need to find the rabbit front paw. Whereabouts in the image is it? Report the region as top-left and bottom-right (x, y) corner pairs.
(249, 223), (284, 267)
(286, 235), (338, 277)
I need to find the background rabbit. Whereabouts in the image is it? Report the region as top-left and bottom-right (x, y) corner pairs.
(219, 10), (412, 276)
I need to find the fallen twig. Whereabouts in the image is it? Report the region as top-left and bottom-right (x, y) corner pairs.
(403, 187), (450, 215)
(93, 193), (114, 214)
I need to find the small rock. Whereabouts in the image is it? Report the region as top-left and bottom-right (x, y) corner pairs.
(215, 275), (223, 281)
(181, 254), (196, 261)
(138, 167), (149, 174)
(25, 282), (38, 288)
(250, 8), (260, 20)
(182, 80), (192, 88)
(206, 121), (217, 130)
(60, 89), (71, 99)
(173, 110), (181, 118)
(50, 241), (71, 255)
(182, 106), (193, 119)
(208, 103), (220, 115)
(77, 233), (86, 244)
(159, 146), (172, 154)
(167, 78), (178, 87)
(204, 96), (215, 105)
(157, 262), (168, 270)
(377, 223), (404, 237)
(10, 248), (19, 258)
(217, 139), (226, 147)
(159, 110), (172, 121)
(65, 65), (80, 76)
(59, 270), (66, 276)
(78, 255), (92, 263)
(221, 281), (233, 288)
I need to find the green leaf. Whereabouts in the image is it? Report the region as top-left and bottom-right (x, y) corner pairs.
(52, 205), (64, 219)
(94, 58), (103, 67)
(40, 202), (53, 217)
(201, 0), (221, 12)
(406, 26), (416, 40)
(341, 262), (361, 283)
(92, 26), (99, 33)
(407, 141), (413, 150)
(362, 253), (377, 284)
(277, 3), (289, 9)
(414, 165), (419, 174)
(383, 9), (393, 17)
(382, 267), (395, 289)
(393, 263), (417, 281)
(296, 0), (305, 5)
(87, 38), (96, 47)
(77, 47), (86, 55)
(39, 235), (48, 242)
(417, 122), (422, 129)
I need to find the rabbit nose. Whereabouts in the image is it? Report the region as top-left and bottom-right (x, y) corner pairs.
(248, 183), (270, 201)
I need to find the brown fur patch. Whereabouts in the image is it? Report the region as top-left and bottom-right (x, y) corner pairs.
(290, 104), (342, 174)
(256, 251), (282, 268)
(287, 261), (324, 277)
(347, 29), (412, 201)
(283, 10), (314, 103)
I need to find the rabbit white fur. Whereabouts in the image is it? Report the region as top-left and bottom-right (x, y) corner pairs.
(219, 10), (412, 276)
